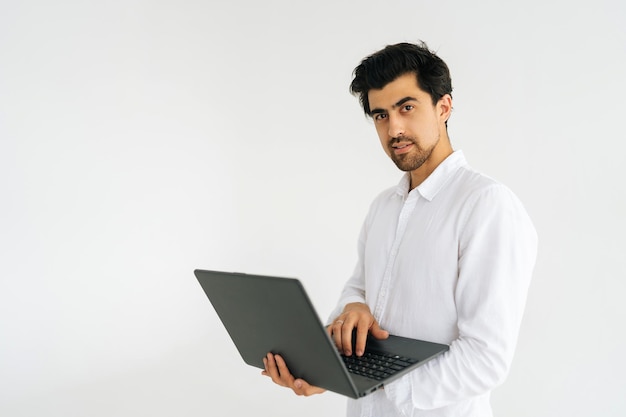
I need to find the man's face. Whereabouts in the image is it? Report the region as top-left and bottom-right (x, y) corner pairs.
(367, 73), (450, 173)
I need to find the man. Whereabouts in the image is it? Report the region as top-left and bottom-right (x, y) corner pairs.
(262, 41), (538, 417)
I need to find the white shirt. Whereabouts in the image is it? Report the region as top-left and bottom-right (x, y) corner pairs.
(328, 151), (538, 417)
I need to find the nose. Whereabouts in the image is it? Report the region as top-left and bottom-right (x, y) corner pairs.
(387, 114), (405, 138)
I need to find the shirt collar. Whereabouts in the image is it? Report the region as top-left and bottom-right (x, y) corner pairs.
(394, 150), (467, 201)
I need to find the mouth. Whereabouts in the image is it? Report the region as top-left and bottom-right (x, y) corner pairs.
(391, 142), (414, 155)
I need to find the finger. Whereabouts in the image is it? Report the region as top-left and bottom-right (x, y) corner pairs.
(341, 321), (355, 356)
(274, 355), (326, 396)
(331, 320), (345, 353)
(274, 354), (296, 385)
(354, 322), (369, 356)
(326, 324), (333, 339)
(265, 354), (326, 397)
(370, 321), (390, 340)
(263, 353), (278, 380)
(264, 353), (287, 386)
(292, 378), (327, 396)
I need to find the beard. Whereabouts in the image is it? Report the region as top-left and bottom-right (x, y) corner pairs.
(389, 136), (438, 172)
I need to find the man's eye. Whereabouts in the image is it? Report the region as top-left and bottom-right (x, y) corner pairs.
(374, 114), (387, 121)
(403, 105), (413, 111)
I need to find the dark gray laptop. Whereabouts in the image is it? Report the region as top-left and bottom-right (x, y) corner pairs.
(194, 269), (449, 398)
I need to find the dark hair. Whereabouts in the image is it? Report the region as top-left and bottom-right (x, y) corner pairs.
(349, 41), (453, 116)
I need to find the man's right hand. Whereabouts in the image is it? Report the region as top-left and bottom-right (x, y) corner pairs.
(326, 302), (389, 357)
(262, 352), (326, 396)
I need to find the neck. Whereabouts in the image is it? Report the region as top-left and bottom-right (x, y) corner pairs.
(409, 134), (453, 190)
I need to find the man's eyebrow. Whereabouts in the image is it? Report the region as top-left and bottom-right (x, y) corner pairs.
(370, 96), (418, 115)
(393, 96), (418, 108)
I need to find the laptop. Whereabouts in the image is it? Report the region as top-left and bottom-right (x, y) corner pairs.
(194, 269), (449, 398)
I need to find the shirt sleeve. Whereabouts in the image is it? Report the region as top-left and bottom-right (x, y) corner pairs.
(326, 216), (370, 325)
(385, 184), (538, 411)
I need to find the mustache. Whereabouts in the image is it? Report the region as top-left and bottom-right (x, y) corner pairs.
(390, 136), (416, 145)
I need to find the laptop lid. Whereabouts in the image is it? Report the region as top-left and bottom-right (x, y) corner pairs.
(194, 269), (449, 398)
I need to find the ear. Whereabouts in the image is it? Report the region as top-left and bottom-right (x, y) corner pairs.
(437, 94), (452, 124)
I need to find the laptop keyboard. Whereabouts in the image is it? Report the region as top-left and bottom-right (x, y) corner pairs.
(341, 351), (419, 380)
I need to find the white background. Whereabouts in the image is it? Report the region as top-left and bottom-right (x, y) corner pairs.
(1, 1), (625, 416)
